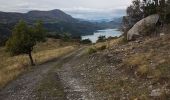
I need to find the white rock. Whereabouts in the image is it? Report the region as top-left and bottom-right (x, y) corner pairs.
(160, 33), (165, 36)
(127, 14), (159, 40)
(150, 89), (162, 97)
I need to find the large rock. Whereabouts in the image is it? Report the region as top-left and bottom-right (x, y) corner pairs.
(127, 14), (159, 40)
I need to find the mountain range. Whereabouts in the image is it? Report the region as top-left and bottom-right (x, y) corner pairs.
(0, 9), (77, 23)
(0, 9), (122, 44)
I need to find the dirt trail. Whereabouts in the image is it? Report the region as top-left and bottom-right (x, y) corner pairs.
(0, 60), (57, 100)
(0, 47), (96, 100)
(58, 47), (96, 100)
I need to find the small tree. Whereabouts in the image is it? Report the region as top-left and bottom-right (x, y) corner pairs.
(6, 20), (46, 66)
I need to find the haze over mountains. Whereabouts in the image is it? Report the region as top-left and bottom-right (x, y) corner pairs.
(65, 9), (126, 22)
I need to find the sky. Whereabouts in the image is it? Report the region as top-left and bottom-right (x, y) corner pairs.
(0, 0), (131, 20)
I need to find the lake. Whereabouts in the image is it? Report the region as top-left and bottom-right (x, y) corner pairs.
(81, 29), (122, 43)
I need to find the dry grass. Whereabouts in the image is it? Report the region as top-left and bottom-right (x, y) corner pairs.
(124, 53), (151, 68)
(0, 38), (77, 88)
(85, 37), (124, 55)
(33, 46), (75, 64)
(123, 51), (165, 78)
(94, 37), (124, 49)
(123, 35), (170, 81)
(86, 47), (97, 54)
(137, 65), (149, 76)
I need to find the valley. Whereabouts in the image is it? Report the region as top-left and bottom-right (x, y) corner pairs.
(0, 9), (122, 45)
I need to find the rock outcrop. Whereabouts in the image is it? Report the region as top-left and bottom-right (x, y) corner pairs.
(127, 14), (159, 40)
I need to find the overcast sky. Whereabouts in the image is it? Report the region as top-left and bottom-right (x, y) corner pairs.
(0, 0), (131, 20)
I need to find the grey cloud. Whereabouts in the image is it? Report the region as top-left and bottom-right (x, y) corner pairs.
(0, 0), (130, 20)
(0, 0), (131, 12)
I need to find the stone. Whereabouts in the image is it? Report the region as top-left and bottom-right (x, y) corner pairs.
(127, 14), (159, 40)
(160, 32), (165, 36)
(150, 89), (162, 97)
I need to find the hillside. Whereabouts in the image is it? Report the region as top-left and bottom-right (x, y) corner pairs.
(0, 9), (76, 23)
(76, 35), (170, 99)
(0, 38), (78, 89)
(55, 35), (170, 99)
(0, 34), (170, 99)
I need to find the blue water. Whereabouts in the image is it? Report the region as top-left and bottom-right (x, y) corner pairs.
(81, 29), (122, 43)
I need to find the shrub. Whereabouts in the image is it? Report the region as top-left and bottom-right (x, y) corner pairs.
(97, 35), (106, 43)
(87, 47), (97, 54)
(97, 45), (107, 51)
(81, 39), (92, 44)
(137, 65), (149, 76)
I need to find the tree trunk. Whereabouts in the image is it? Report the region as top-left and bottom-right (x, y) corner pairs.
(28, 52), (35, 66)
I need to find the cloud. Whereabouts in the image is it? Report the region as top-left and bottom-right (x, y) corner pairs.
(0, 0), (130, 20)
(64, 8), (126, 20)
(0, 0), (131, 12)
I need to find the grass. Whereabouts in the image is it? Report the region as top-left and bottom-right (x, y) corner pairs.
(97, 45), (107, 51)
(94, 37), (124, 48)
(124, 53), (151, 67)
(123, 50), (170, 80)
(85, 37), (126, 55)
(35, 69), (66, 100)
(33, 46), (75, 64)
(86, 45), (106, 54)
(137, 65), (149, 76)
(0, 38), (77, 89)
(123, 35), (170, 81)
(123, 53), (152, 77)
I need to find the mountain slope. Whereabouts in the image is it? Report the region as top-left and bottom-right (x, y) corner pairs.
(1, 34), (170, 99)
(0, 9), (77, 23)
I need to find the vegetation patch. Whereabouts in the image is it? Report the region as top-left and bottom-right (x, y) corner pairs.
(0, 40), (76, 89)
(97, 45), (107, 51)
(87, 47), (97, 54)
(80, 39), (92, 44)
(124, 53), (151, 69)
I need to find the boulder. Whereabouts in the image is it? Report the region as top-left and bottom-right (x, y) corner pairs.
(127, 14), (159, 40)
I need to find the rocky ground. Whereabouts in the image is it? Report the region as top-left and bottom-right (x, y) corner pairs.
(0, 35), (170, 100)
(74, 36), (170, 99)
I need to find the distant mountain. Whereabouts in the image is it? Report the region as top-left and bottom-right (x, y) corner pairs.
(0, 9), (77, 23)
(65, 9), (126, 21)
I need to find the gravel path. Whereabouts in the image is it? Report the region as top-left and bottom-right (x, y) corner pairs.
(58, 47), (96, 100)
